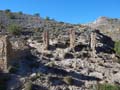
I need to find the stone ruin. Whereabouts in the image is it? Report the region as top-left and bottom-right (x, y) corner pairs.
(43, 30), (49, 50)
(0, 29), (98, 72)
(69, 29), (75, 48)
(0, 35), (30, 72)
(0, 35), (13, 72)
(42, 29), (97, 53)
(42, 29), (76, 50)
(90, 31), (97, 57)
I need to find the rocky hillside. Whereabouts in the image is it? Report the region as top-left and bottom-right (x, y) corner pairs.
(0, 10), (120, 90)
(88, 16), (120, 32)
(0, 10), (77, 34)
(87, 16), (120, 41)
(1, 10), (120, 41)
(1, 10), (120, 40)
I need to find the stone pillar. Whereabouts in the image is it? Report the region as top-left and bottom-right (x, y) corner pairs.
(43, 30), (49, 50)
(90, 32), (96, 57)
(69, 29), (75, 48)
(0, 35), (12, 72)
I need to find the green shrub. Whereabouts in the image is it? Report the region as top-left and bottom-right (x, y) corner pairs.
(5, 9), (11, 13)
(34, 27), (40, 32)
(18, 11), (23, 15)
(63, 76), (73, 85)
(7, 24), (22, 35)
(92, 84), (120, 90)
(45, 16), (50, 20)
(6, 12), (16, 19)
(0, 23), (4, 30)
(114, 41), (120, 55)
(34, 13), (40, 17)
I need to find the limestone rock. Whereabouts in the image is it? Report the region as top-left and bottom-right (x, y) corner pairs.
(89, 72), (104, 80)
(113, 72), (120, 84)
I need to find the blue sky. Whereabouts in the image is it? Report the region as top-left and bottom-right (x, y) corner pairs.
(0, 0), (120, 24)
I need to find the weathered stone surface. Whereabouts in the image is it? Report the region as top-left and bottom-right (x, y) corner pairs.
(90, 31), (97, 57)
(89, 72), (104, 80)
(69, 29), (75, 48)
(0, 35), (12, 72)
(113, 72), (120, 84)
(43, 30), (49, 50)
(5, 28), (120, 90)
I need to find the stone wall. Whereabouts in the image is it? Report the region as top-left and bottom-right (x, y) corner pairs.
(69, 29), (75, 48)
(0, 35), (12, 72)
(11, 39), (30, 60)
(90, 31), (96, 57)
(43, 30), (49, 50)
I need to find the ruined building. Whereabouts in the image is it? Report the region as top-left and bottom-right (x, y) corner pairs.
(0, 35), (12, 72)
(90, 31), (97, 57)
(43, 30), (49, 50)
(69, 29), (75, 48)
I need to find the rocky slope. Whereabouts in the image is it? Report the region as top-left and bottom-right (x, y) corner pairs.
(87, 16), (120, 41)
(0, 10), (120, 90)
(0, 10), (76, 34)
(6, 29), (120, 90)
(88, 16), (120, 31)
(0, 10), (120, 40)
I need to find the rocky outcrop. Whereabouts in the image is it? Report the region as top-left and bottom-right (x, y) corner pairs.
(87, 16), (120, 41)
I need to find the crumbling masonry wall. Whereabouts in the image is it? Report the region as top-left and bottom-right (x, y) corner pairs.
(43, 30), (49, 50)
(69, 29), (75, 48)
(90, 32), (97, 57)
(0, 35), (12, 72)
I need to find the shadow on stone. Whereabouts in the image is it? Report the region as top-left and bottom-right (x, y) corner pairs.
(74, 44), (87, 52)
(44, 66), (68, 76)
(32, 84), (48, 90)
(48, 76), (64, 86)
(64, 53), (74, 59)
(96, 30), (115, 54)
(42, 65), (101, 82)
(70, 71), (101, 81)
